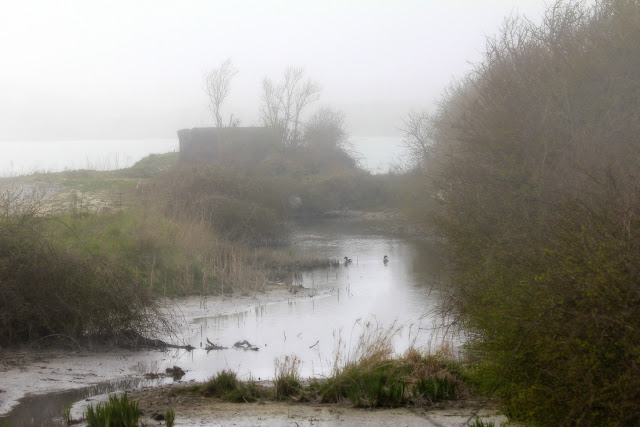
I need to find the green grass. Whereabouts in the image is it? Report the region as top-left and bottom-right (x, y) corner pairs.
(85, 393), (140, 427)
(319, 349), (464, 408)
(199, 370), (264, 402)
(273, 355), (303, 400)
(164, 408), (176, 427)
(178, 347), (468, 408)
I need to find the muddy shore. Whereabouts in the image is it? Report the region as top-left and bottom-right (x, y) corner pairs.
(0, 283), (324, 417)
(128, 383), (508, 427)
(1, 283), (508, 426)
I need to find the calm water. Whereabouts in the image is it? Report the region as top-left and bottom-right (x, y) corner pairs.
(0, 219), (451, 425)
(172, 219), (450, 382)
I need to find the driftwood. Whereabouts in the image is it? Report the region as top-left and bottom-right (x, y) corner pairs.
(111, 330), (195, 351)
(233, 340), (260, 351)
(205, 337), (227, 351)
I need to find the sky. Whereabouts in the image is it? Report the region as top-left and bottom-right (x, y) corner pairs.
(0, 0), (550, 141)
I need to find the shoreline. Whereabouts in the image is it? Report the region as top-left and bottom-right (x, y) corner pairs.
(0, 283), (327, 417)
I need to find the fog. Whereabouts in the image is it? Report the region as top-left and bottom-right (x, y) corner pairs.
(1, 0), (547, 143)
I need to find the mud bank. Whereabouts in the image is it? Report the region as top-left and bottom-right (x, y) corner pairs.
(0, 283), (324, 417)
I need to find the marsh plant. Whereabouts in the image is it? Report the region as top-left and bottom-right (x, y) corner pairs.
(85, 393), (140, 427)
(273, 354), (303, 400)
(0, 185), (165, 345)
(164, 409), (175, 427)
(199, 370), (263, 402)
(320, 320), (465, 407)
(61, 404), (72, 425)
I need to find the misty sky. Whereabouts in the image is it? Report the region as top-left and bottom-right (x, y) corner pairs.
(1, 0), (549, 141)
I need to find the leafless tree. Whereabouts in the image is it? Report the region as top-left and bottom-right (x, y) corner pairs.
(400, 110), (434, 167)
(260, 67), (321, 148)
(203, 58), (239, 128)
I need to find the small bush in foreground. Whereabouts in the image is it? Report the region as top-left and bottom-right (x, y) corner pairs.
(85, 393), (140, 427)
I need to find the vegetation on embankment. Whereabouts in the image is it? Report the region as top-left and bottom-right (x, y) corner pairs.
(0, 186), (165, 346)
(0, 115), (398, 346)
(184, 350), (466, 408)
(399, 0), (640, 425)
(179, 321), (469, 408)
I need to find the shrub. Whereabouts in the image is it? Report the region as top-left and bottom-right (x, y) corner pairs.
(0, 186), (161, 345)
(412, 0), (640, 424)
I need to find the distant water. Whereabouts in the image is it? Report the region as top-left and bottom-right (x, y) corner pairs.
(0, 136), (406, 177)
(350, 136), (407, 173)
(0, 139), (179, 177)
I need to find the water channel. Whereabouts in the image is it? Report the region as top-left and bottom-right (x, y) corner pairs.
(0, 218), (453, 425)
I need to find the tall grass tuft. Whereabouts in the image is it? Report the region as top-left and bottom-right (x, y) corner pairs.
(320, 320), (464, 407)
(273, 355), (303, 400)
(164, 408), (175, 427)
(85, 393), (140, 427)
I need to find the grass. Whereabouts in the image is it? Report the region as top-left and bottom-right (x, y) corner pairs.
(180, 349), (466, 408)
(85, 393), (140, 427)
(198, 370), (265, 402)
(176, 322), (468, 410)
(164, 409), (175, 427)
(273, 355), (303, 400)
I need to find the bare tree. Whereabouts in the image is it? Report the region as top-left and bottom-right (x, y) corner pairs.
(400, 110), (433, 167)
(203, 58), (239, 128)
(260, 67), (321, 148)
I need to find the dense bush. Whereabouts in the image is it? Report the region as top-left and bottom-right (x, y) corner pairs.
(0, 187), (159, 346)
(411, 0), (640, 424)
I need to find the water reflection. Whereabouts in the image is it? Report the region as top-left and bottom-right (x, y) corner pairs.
(175, 219), (453, 381)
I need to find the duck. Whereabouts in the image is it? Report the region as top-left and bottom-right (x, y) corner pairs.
(343, 256), (352, 264)
(383, 255), (389, 263)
